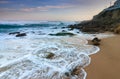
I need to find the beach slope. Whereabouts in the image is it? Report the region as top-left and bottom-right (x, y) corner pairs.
(86, 35), (120, 79)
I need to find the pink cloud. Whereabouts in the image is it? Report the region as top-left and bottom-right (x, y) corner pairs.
(20, 5), (73, 12)
(0, 1), (9, 4)
(0, 8), (16, 12)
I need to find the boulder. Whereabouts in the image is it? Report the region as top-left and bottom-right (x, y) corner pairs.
(16, 33), (27, 37)
(91, 37), (101, 46)
(46, 52), (55, 59)
(114, 25), (120, 34)
(49, 32), (75, 36)
(71, 66), (81, 76)
(92, 37), (101, 42)
(92, 41), (100, 46)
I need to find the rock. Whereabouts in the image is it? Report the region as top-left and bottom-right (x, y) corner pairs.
(46, 52), (55, 59)
(61, 27), (66, 29)
(68, 25), (75, 30)
(16, 33), (27, 37)
(9, 32), (20, 35)
(92, 37), (101, 42)
(114, 25), (120, 34)
(49, 32), (75, 36)
(91, 37), (101, 46)
(92, 41), (100, 46)
(62, 30), (67, 32)
(71, 66), (81, 76)
(64, 72), (70, 77)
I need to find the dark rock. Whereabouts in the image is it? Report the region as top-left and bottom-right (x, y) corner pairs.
(92, 37), (101, 42)
(61, 27), (66, 29)
(68, 25), (75, 30)
(49, 32), (75, 36)
(92, 41), (100, 46)
(91, 37), (101, 46)
(62, 30), (67, 32)
(114, 25), (120, 34)
(9, 32), (20, 35)
(64, 72), (70, 77)
(16, 33), (27, 37)
(46, 52), (55, 59)
(71, 67), (80, 76)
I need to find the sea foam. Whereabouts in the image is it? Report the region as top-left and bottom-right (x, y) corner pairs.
(0, 36), (99, 79)
(0, 21), (100, 79)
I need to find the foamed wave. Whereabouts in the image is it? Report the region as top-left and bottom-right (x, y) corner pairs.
(0, 37), (99, 79)
(0, 21), (100, 79)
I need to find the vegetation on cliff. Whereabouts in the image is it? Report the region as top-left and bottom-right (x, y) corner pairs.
(68, 0), (120, 34)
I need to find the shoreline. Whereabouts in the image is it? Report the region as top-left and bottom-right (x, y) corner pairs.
(85, 35), (120, 79)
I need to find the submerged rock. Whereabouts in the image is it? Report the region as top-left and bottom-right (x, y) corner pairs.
(71, 66), (81, 76)
(49, 32), (75, 36)
(16, 33), (27, 37)
(45, 52), (55, 59)
(62, 30), (67, 32)
(61, 27), (66, 29)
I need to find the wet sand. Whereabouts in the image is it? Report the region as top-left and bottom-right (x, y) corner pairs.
(85, 35), (120, 79)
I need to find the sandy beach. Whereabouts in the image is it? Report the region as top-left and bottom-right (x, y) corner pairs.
(85, 35), (120, 79)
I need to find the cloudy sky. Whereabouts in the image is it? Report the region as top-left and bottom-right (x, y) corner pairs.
(0, 0), (116, 21)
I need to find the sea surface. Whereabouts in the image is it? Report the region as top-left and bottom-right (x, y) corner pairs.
(0, 21), (112, 79)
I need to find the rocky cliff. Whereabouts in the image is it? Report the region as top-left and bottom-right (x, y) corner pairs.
(69, 0), (120, 33)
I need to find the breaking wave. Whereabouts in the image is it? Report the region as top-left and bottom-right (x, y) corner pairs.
(0, 37), (99, 79)
(0, 21), (100, 79)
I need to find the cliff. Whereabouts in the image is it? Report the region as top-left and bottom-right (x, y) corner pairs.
(69, 0), (120, 33)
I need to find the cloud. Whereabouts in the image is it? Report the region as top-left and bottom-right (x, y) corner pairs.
(20, 5), (74, 12)
(0, 8), (17, 12)
(0, 0), (9, 4)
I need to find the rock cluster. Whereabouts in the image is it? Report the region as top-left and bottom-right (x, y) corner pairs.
(9, 32), (27, 37)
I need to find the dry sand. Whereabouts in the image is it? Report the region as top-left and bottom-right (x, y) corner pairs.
(85, 35), (120, 79)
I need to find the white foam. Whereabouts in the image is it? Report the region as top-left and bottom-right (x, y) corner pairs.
(0, 36), (99, 79)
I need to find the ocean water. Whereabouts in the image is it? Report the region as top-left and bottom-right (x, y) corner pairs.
(0, 21), (100, 79)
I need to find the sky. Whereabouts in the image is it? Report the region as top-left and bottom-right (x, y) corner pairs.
(0, 0), (116, 21)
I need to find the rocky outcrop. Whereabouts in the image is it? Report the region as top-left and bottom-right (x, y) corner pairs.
(16, 33), (27, 37)
(114, 25), (120, 34)
(68, 0), (120, 33)
(49, 32), (75, 36)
